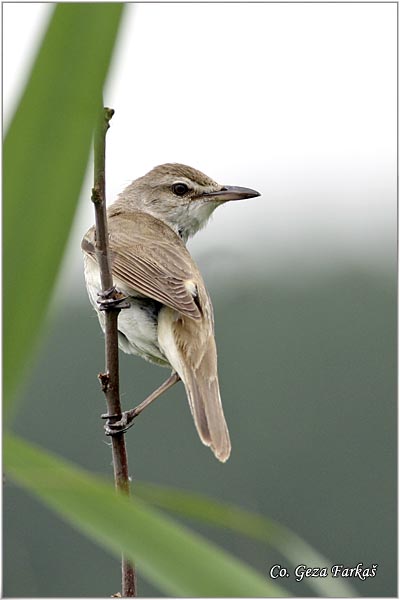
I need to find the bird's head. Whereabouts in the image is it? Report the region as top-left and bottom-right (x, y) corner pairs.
(114, 163), (260, 241)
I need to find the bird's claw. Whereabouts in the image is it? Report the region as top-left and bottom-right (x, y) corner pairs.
(102, 409), (137, 436)
(97, 286), (130, 311)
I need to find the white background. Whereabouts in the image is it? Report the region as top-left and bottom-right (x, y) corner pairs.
(3, 2), (397, 290)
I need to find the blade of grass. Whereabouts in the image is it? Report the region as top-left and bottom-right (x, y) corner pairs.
(3, 3), (124, 410)
(4, 434), (287, 597)
(133, 482), (357, 597)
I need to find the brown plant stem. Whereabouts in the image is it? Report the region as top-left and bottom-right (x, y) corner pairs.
(91, 106), (136, 597)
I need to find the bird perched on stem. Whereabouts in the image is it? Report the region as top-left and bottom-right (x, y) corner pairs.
(82, 163), (260, 462)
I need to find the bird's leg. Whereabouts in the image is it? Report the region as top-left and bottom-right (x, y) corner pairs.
(103, 371), (181, 435)
(97, 286), (130, 311)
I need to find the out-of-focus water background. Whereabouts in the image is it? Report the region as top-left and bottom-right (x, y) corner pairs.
(4, 3), (396, 597)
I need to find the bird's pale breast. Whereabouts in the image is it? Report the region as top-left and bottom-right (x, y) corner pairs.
(83, 254), (170, 367)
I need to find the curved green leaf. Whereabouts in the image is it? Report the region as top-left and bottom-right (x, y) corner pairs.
(134, 482), (357, 597)
(3, 4), (124, 410)
(4, 434), (286, 597)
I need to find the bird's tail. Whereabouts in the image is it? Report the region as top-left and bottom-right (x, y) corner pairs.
(183, 368), (231, 463)
(158, 308), (231, 462)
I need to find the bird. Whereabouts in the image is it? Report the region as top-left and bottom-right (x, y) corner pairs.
(82, 163), (260, 462)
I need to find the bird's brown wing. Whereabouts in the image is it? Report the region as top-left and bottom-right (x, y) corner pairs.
(82, 211), (202, 320)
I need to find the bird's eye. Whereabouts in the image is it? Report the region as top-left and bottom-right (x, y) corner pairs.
(172, 182), (189, 196)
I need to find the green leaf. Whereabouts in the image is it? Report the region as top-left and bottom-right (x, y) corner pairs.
(3, 4), (124, 410)
(4, 434), (286, 597)
(134, 482), (358, 597)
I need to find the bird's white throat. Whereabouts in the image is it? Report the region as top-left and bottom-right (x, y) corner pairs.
(156, 198), (218, 242)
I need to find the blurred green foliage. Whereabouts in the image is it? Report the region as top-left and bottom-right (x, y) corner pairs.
(5, 434), (283, 597)
(3, 3), (124, 408)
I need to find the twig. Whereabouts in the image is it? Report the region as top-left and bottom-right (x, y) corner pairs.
(91, 106), (136, 597)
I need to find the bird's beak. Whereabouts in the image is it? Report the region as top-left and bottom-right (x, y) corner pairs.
(198, 185), (261, 203)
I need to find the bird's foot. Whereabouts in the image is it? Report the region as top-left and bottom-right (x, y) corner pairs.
(101, 372), (180, 436)
(102, 408), (138, 435)
(97, 286), (130, 311)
